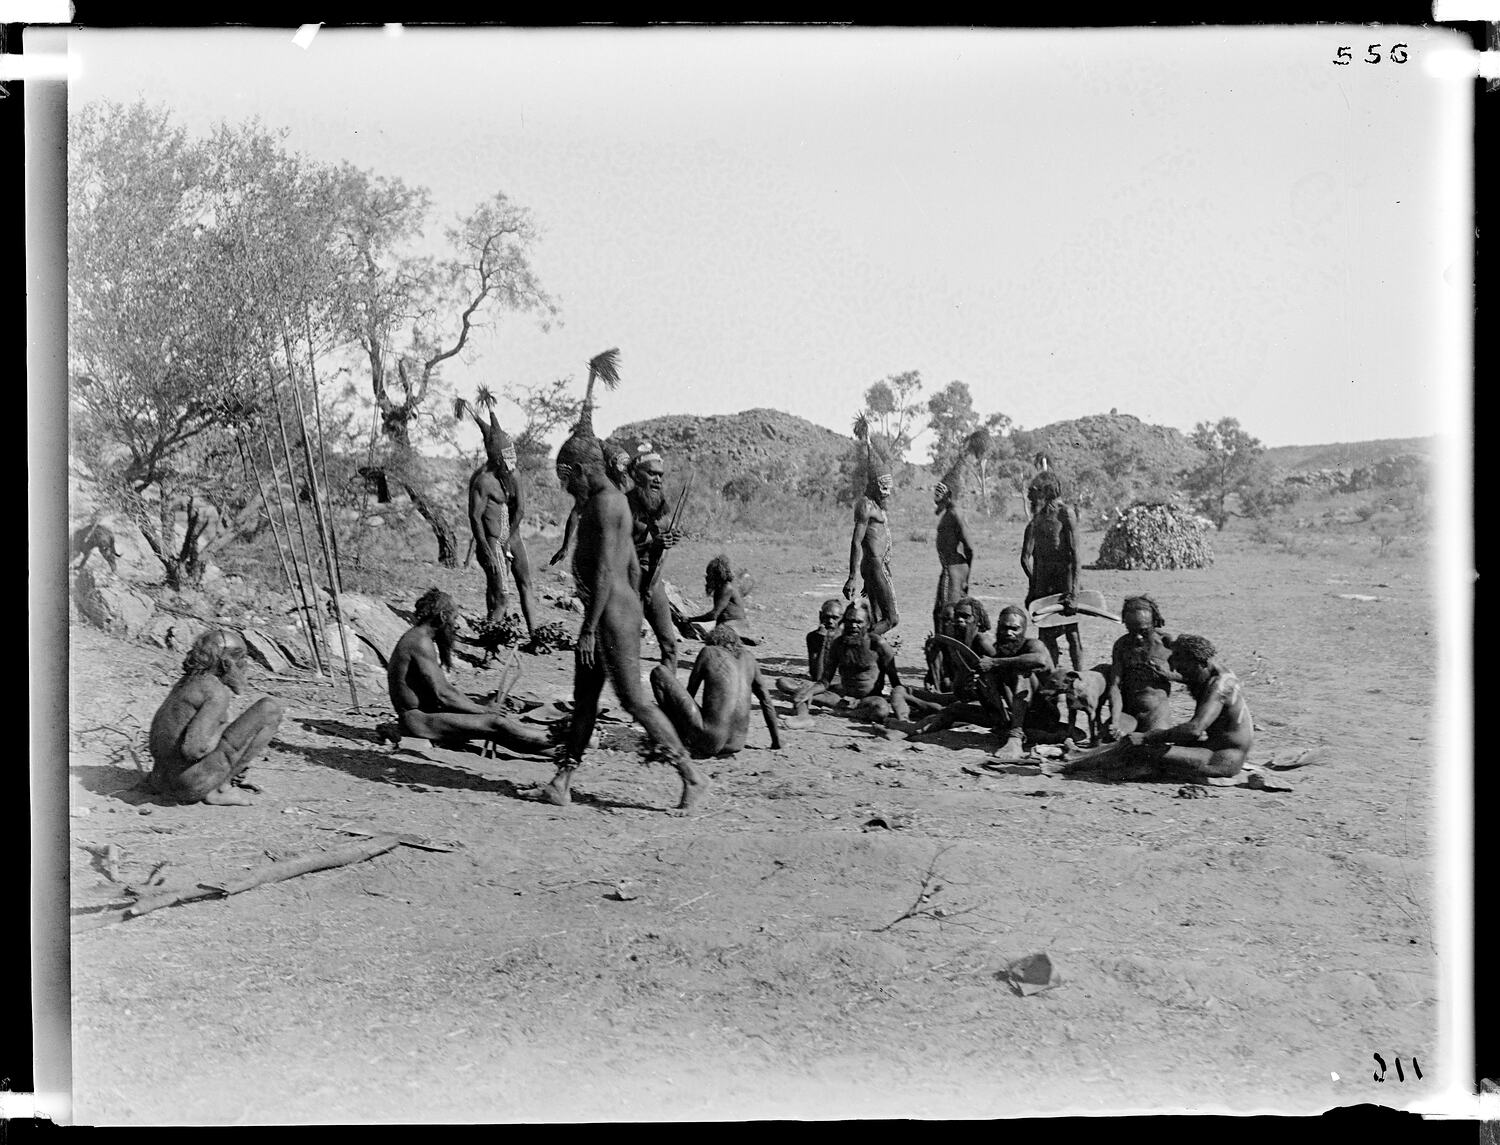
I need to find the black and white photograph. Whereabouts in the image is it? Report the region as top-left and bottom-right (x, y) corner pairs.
(35, 24), (1476, 1124)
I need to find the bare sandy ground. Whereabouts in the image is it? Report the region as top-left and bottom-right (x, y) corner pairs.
(64, 522), (1444, 1123)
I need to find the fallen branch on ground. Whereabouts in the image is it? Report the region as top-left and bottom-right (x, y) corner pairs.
(73, 835), (403, 930)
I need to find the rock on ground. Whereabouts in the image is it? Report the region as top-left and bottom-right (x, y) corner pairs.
(332, 593), (410, 666)
(242, 628), (293, 674)
(73, 567), (156, 638)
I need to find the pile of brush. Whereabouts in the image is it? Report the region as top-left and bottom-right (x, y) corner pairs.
(1095, 502), (1214, 570)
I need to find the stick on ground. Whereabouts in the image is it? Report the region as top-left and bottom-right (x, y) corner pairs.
(75, 836), (404, 931)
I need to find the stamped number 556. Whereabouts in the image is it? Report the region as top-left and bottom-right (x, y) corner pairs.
(1334, 43), (1410, 65)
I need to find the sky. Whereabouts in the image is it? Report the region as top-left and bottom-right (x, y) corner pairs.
(65, 25), (1473, 458)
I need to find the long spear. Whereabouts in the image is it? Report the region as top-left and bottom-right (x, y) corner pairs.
(236, 214), (331, 677)
(265, 372), (334, 676)
(236, 432), (321, 672)
(273, 328), (360, 712)
(259, 425), (329, 676)
(302, 306), (345, 592)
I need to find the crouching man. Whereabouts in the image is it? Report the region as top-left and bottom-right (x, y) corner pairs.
(147, 629), (284, 806)
(383, 587), (554, 756)
(650, 623), (783, 758)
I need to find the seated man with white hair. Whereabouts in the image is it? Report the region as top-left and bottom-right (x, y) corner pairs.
(147, 628), (285, 806)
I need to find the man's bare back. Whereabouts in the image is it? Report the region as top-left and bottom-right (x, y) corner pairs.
(652, 628), (783, 758)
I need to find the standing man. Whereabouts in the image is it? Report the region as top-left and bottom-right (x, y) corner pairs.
(932, 455), (976, 636)
(465, 408), (539, 641)
(845, 414), (899, 636)
(1021, 470), (1084, 671)
(650, 624), (784, 759)
(383, 587), (554, 755)
(147, 629), (284, 806)
(535, 376), (707, 814)
(624, 440), (685, 673)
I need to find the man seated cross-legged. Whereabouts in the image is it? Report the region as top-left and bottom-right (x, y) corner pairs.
(776, 599), (910, 729)
(802, 598), (845, 682)
(147, 629), (284, 806)
(907, 604), (1052, 762)
(382, 587), (554, 756)
(917, 597), (991, 700)
(650, 623), (783, 759)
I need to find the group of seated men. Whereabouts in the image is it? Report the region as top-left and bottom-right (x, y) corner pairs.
(143, 578), (785, 809)
(144, 583), (1251, 810)
(774, 590), (1253, 781)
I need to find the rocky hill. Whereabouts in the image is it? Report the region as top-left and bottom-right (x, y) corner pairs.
(1013, 412), (1204, 482)
(611, 408), (854, 485)
(605, 407), (1430, 506)
(1262, 436), (1433, 473)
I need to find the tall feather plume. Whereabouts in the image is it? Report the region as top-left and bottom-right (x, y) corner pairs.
(852, 412), (877, 493)
(452, 396), (471, 422)
(589, 347), (622, 391)
(574, 347), (621, 439)
(475, 384), (497, 411)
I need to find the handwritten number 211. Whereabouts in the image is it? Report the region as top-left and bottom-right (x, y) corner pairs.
(1373, 1053), (1422, 1081)
(1334, 44), (1410, 65)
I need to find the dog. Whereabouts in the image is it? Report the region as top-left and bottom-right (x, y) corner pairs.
(71, 522), (122, 574)
(1035, 663), (1111, 744)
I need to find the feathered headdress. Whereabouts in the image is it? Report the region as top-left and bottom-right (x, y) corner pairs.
(853, 412), (892, 500)
(454, 387), (516, 470)
(557, 347), (622, 474)
(936, 427), (990, 500)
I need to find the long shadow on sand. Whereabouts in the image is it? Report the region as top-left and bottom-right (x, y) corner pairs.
(70, 762), (176, 806)
(297, 717), (382, 745)
(903, 729), (997, 754)
(278, 740), (661, 813)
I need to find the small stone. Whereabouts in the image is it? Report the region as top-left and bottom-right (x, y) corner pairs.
(1246, 772), (1294, 793)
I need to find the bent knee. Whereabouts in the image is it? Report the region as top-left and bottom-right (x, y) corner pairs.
(255, 698), (286, 722)
(1205, 750), (1248, 778)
